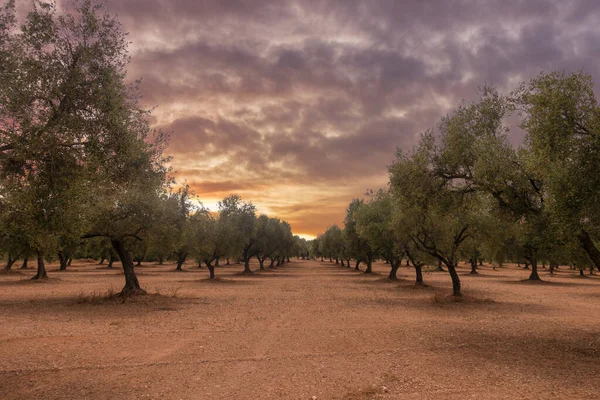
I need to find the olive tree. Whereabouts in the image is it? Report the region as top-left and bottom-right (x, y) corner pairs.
(0, 1), (170, 294)
(355, 190), (405, 280)
(389, 133), (482, 296)
(218, 195), (257, 274)
(513, 71), (600, 271)
(343, 198), (375, 271)
(189, 210), (236, 280)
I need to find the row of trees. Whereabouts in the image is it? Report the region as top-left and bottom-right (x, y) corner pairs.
(314, 70), (600, 296)
(127, 190), (300, 279)
(2, 189), (302, 280)
(0, 1), (304, 295)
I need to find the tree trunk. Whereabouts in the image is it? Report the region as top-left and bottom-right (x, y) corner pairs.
(276, 257), (281, 267)
(3, 254), (16, 271)
(579, 269), (585, 276)
(98, 255), (105, 265)
(158, 255), (164, 265)
(215, 257), (220, 267)
(226, 258), (230, 265)
(111, 239), (145, 296)
(346, 259), (350, 268)
(175, 259), (184, 271)
(364, 259), (373, 274)
(446, 263), (461, 296)
(269, 257), (275, 269)
(578, 229), (600, 272)
(526, 258), (541, 281)
(205, 261), (215, 279)
(67, 258), (72, 266)
(549, 264), (555, 274)
(107, 253), (114, 268)
(524, 262), (530, 270)
(415, 264), (424, 285)
(58, 251), (68, 271)
(388, 261), (399, 280)
(32, 250), (48, 280)
(335, 258), (339, 264)
(20, 257), (28, 269)
(257, 255), (264, 270)
(243, 258), (252, 274)
(436, 260), (445, 272)
(320, 257), (324, 262)
(469, 258), (478, 275)
(354, 260), (361, 271)
(329, 257), (332, 262)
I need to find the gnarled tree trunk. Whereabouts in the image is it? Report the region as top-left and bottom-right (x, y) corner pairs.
(58, 251), (68, 271)
(3, 254), (17, 271)
(20, 257), (28, 270)
(406, 250), (425, 286)
(243, 258), (252, 274)
(388, 260), (400, 280)
(257, 255), (264, 270)
(32, 250), (48, 280)
(175, 252), (186, 271)
(525, 257), (541, 281)
(414, 264), (424, 285)
(111, 239), (145, 296)
(446, 262), (461, 296)
(469, 258), (478, 275)
(364, 259), (373, 274)
(354, 260), (361, 271)
(205, 260), (215, 279)
(578, 229), (600, 272)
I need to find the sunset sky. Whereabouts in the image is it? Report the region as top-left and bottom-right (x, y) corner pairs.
(42, 1), (600, 238)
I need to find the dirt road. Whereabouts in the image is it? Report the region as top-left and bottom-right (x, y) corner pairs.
(1, 259), (599, 399)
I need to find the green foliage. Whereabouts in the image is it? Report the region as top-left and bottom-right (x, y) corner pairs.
(354, 190), (404, 263)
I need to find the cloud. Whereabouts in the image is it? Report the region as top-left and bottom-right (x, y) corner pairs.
(91, 0), (600, 235)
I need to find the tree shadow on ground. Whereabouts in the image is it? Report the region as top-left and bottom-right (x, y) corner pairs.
(193, 277), (258, 285)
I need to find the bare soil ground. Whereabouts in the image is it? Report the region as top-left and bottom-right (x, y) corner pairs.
(1, 259), (599, 399)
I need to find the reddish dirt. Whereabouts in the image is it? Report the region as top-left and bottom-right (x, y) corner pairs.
(0, 259), (599, 399)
